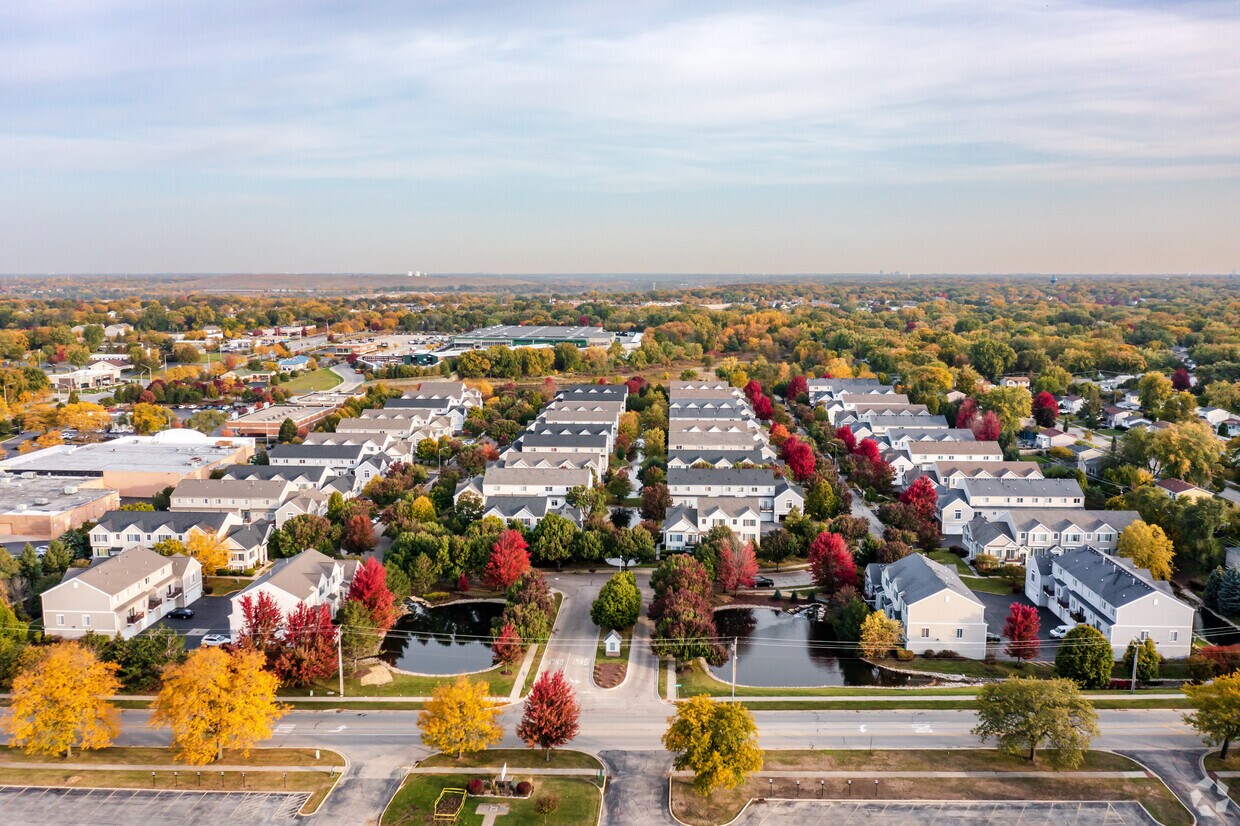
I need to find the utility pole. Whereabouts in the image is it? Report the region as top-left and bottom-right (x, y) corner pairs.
(1130, 637), (1140, 694)
(337, 632), (345, 698)
(731, 638), (738, 699)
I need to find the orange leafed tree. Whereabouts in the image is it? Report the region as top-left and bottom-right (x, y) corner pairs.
(2, 643), (120, 758)
(150, 647), (287, 764)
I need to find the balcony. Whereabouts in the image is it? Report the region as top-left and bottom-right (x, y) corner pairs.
(1057, 598), (1070, 609)
(148, 595), (162, 610)
(1070, 610), (1086, 623)
(164, 587), (183, 601)
(126, 611), (145, 625)
(1043, 586), (1055, 597)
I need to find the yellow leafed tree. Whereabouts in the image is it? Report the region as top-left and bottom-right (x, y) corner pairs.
(132, 402), (173, 435)
(418, 677), (502, 759)
(150, 647), (287, 764)
(3, 642), (120, 757)
(186, 529), (230, 575)
(57, 402), (111, 434)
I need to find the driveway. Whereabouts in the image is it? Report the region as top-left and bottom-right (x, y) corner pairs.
(969, 589), (1060, 648)
(146, 594), (234, 649)
(0, 787), (309, 825)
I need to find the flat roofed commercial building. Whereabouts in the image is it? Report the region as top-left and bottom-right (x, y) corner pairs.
(0, 473), (120, 540)
(452, 325), (614, 349)
(0, 431), (255, 498)
(230, 404), (338, 438)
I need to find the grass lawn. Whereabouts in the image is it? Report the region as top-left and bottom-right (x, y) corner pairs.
(671, 750), (1190, 826)
(287, 664), (515, 699)
(204, 576), (250, 596)
(593, 626), (632, 689)
(675, 660), (981, 698)
(419, 749), (602, 771)
(382, 774), (600, 826)
(520, 593), (563, 696)
(279, 368), (343, 394)
(737, 697), (1188, 711)
(0, 747), (345, 815)
(960, 575), (1017, 595)
(927, 550), (971, 575)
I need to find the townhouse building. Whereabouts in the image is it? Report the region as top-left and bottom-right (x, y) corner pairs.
(662, 498), (763, 550)
(666, 450), (769, 469)
(864, 553), (987, 658)
(937, 477), (1084, 536)
(961, 508), (1141, 564)
(665, 467), (803, 522)
(266, 443), (369, 477)
(1026, 546), (1193, 658)
(169, 478), (297, 523)
(228, 549), (357, 637)
(926, 461), (1044, 489)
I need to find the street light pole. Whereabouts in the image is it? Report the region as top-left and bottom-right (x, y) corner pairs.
(1130, 637), (1140, 694)
(731, 638), (738, 699)
(337, 632), (345, 698)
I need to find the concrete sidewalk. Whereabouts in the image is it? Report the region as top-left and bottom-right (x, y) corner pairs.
(673, 769), (1148, 779)
(0, 761), (339, 773)
(410, 766), (601, 777)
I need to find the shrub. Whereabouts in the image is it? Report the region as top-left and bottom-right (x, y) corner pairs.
(974, 553), (1000, 574)
(515, 780), (533, 796)
(466, 779), (486, 795)
(936, 649), (960, 660)
(923, 649), (936, 658)
(1187, 655), (1216, 682)
(1200, 644), (1240, 675)
(773, 589), (783, 601)
(423, 591), (452, 602)
(895, 648), (915, 661)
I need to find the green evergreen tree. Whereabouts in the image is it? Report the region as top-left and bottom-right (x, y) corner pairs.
(1055, 625), (1115, 689)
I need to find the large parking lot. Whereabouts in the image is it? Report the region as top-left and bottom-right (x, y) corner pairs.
(0, 787), (310, 825)
(735, 800), (1159, 824)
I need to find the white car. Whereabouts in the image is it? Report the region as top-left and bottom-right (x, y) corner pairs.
(200, 633), (233, 647)
(1049, 624), (1076, 639)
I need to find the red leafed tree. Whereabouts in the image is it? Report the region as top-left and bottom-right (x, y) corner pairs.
(1032, 391), (1059, 428)
(1002, 603), (1041, 661)
(898, 476), (938, 524)
(484, 529), (531, 589)
(854, 438), (882, 464)
(786, 375), (808, 402)
(517, 669), (581, 760)
(782, 437), (817, 482)
(973, 410), (1001, 441)
(347, 556), (397, 632)
(743, 379), (764, 402)
(340, 513), (377, 554)
(275, 603), (338, 686)
(238, 590), (283, 651)
(835, 426), (857, 453)
(753, 395), (774, 420)
(715, 537), (759, 594)
(808, 531), (857, 592)
(1171, 367), (1192, 391)
(492, 622), (524, 674)
(955, 398), (979, 429)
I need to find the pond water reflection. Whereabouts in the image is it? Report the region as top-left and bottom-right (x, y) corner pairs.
(708, 606), (928, 687)
(380, 601), (504, 675)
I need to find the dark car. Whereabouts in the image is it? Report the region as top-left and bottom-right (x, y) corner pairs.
(167, 607), (195, 620)
(751, 576), (775, 588)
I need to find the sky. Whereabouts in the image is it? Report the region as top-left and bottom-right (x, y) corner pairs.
(2, 0), (1239, 275)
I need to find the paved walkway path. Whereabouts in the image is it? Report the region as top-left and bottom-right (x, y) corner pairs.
(410, 766), (600, 777)
(1120, 749), (1238, 823)
(507, 643), (539, 702)
(672, 769), (1148, 779)
(0, 761), (335, 773)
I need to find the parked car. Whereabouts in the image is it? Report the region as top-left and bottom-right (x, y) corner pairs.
(167, 607), (195, 620)
(200, 633), (232, 646)
(751, 576), (775, 588)
(986, 632), (1001, 643)
(33, 545), (49, 557)
(1049, 624), (1076, 639)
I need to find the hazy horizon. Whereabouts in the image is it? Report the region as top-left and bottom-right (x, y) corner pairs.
(2, 1), (1238, 275)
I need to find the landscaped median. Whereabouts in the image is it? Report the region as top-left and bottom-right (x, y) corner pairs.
(671, 661), (1189, 710)
(381, 749), (603, 826)
(593, 626), (633, 689)
(669, 749), (1192, 826)
(0, 746), (346, 815)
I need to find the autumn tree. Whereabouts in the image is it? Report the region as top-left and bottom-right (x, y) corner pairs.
(781, 436), (816, 482)
(340, 513), (377, 555)
(150, 647), (286, 764)
(3, 643), (120, 758)
(1116, 520), (1175, 580)
(492, 623), (523, 674)
(715, 536), (758, 594)
(808, 531), (857, 593)
(347, 556), (397, 632)
(974, 677), (1098, 766)
(834, 425), (857, 453)
(1123, 638), (1162, 682)
(1184, 672), (1240, 759)
(1002, 603), (1041, 661)
(57, 402), (111, 435)
(237, 590), (284, 651)
(663, 696), (763, 795)
(418, 676), (503, 759)
(858, 611), (902, 659)
(897, 476), (938, 524)
(517, 669), (581, 760)
(339, 599), (381, 671)
(972, 410), (1001, 441)
(484, 529), (531, 589)
(131, 402), (173, 435)
(640, 482), (672, 522)
(785, 375), (808, 402)
(274, 603), (338, 687)
(1032, 391), (1059, 428)
(186, 529), (230, 575)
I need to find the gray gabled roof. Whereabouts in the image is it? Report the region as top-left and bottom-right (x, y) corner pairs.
(666, 467), (777, 487)
(883, 553), (984, 607)
(94, 510), (233, 534)
(1053, 546), (1162, 608)
(222, 464), (331, 483)
(266, 444), (366, 460)
(483, 496), (550, 518)
(960, 477), (1084, 499)
(667, 450), (767, 467)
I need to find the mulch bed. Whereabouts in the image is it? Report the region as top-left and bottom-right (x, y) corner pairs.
(593, 660), (626, 688)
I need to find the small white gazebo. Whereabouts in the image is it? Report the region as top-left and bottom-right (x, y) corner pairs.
(604, 630), (623, 657)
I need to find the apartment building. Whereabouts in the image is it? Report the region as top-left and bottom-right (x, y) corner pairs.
(665, 467), (803, 522)
(228, 549), (356, 637)
(926, 461), (1044, 489)
(937, 478), (1085, 536)
(666, 450), (769, 469)
(662, 498), (763, 550)
(169, 478), (296, 522)
(961, 508), (1141, 564)
(864, 553), (987, 659)
(266, 443), (369, 477)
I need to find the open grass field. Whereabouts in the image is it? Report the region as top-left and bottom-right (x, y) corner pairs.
(419, 750), (602, 771)
(279, 367), (343, 393)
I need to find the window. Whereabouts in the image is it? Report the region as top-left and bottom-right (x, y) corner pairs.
(953, 510), (962, 520)
(83, 615), (91, 627)
(1140, 630), (1150, 640)
(56, 614), (64, 626)
(956, 628), (963, 639)
(921, 628), (930, 638)
(127, 533), (141, 543)
(1171, 631), (1180, 642)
